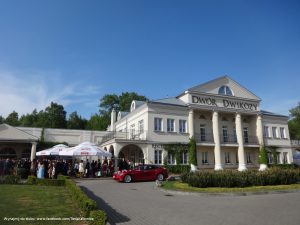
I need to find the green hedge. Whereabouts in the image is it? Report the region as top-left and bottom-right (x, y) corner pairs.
(26, 176), (65, 186)
(63, 177), (97, 217)
(181, 168), (300, 188)
(89, 210), (107, 225)
(165, 165), (190, 174)
(1, 175), (20, 184)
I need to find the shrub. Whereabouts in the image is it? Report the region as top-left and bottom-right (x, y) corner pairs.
(2, 175), (20, 184)
(188, 138), (197, 165)
(65, 179), (97, 216)
(27, 176), (37, 185)
(165, 165), (190, 174)
(258, 145), (268, 165)
(89, 210), (107, 225)
(36, 179), (65, 186)
(180, 168), (300, 188)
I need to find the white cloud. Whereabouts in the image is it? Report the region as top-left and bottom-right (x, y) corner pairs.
(0, 69), (101, 118)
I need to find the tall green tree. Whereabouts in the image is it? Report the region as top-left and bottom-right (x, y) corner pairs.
(44, 102), (67, 128)
(98, 92), (148, 130)
(0, 115), (4, 124)
(86, 113), (110, 131)
(67, 111), (87, 129)
(5, 111), (20, 126)
(288, 102), (300, 139)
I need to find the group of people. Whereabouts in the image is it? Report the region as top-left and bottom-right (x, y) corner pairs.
(76, 157), (114, 178)
(1, 157), (135, 179)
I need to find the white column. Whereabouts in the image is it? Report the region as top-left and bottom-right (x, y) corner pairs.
(212, 111), (222, 170)
(256, 114), (264, 146)
(30, 142), (37, 161)
(236, 113), (247, 171)
(188, 109), (194, 138)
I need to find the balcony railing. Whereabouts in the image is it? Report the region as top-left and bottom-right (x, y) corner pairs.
(291, 140), (300, 147)
(220, 134), (237, 144)
(100, 130), (147, 143)
(194, 133), (214, 143)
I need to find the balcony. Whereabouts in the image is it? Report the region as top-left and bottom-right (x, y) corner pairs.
(100, 130), (147, 144)
(220, 134), (237, 144)
(291, 140), (300, 147)
(194, 133), (214, 143)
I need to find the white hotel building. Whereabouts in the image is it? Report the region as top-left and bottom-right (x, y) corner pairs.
(100, 76), (293, 170)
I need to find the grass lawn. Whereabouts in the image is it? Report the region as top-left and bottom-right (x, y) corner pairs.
(0, 185), (85, 225)
(162, 181), (300, 193)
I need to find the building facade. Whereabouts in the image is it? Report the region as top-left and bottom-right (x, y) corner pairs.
(100, 76), (293, 170)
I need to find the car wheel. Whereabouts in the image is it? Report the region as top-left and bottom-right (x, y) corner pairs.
(124, 175), (132, 183)
(157, 173), (164, 181)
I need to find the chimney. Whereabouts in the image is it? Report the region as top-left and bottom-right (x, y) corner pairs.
(111, 108), (117, 131)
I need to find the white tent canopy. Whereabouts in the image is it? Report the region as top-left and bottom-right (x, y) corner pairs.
(36, 144), (68, 156)
(59, 141), (111, 157)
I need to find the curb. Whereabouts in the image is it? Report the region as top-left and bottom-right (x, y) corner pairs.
(157, 186), (300, 197)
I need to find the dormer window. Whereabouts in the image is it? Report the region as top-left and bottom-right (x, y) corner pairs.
(130, 101), (135, 112)
(218, 86), (233, 96)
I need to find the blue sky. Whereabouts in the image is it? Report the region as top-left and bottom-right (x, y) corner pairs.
(0, 0), (299, 119)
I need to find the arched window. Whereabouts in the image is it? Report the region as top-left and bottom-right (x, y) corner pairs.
(218, 86), (233, 96)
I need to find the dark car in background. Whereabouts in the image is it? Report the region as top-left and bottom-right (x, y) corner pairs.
(113, 164), (168, 183)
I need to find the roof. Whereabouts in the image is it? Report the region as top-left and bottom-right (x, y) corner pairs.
(261, 110), (289, 118)
(150, 97), (187, 107)
(134, 100), (146, 108)
(180, 75), (261, 101)
(0, 123), (39, 142)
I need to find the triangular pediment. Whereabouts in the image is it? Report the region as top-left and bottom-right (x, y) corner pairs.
(0, 123), (39, 142)
(187, 76), (261, 101)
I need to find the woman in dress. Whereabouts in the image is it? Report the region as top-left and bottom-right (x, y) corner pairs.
(79, 160), (84, 178)
(37, 161), (45, 179)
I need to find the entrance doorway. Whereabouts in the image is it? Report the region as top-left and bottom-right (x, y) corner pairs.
(118, 144), (144, 166)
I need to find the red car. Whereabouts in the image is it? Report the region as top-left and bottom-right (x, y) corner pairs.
(113, 164), (168, 183)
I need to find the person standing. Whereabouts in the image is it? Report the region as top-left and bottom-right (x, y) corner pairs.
(79, 160), (84, 178)
(37, 161), (45, 179)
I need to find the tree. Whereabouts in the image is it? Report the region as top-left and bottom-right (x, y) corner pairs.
(67, 111), (87, 129)
(5, 111), (20, 126)
(44, 102), (67, 128)
(288, 102), (300, 139)
(86, 113), (110, 131)
(99, 92), (148, 129)
(188, 138), (197, 171)
(0, 115), (4, 124)
(258, 145), (268, 171)
(19, 109), (39, 127)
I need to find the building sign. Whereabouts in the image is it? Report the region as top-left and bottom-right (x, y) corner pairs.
(192, 95), (258, 111)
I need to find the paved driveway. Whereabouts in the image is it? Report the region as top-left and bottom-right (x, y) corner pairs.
(77, 179), (300, 225)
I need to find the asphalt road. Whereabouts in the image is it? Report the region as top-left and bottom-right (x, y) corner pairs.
(77, 179), (300, 225)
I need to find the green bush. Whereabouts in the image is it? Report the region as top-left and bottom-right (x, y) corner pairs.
(16, 168), (29, 179)
(258, 145), (268, 164)
(65, 179), (97, 216)
(188, 138), (197, 165)
(36, 179), (65, 186)
(89, 210), (107, 225)
(2, 175), (20, 184)
(165, 165), (190, 174)
(181, 168), (300, 188)
(27, 176), (37, 185)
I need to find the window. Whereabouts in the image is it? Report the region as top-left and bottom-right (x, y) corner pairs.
(243, 127), (249, 143)
(263, 126), (270, 138)
(233, 127), (237, 143)
(222, 126), (228, 143)
(154, 150), (162, 164)
(272, 127), (278, 138)
(179, 120), (187, 133)
(225, 152), (231, 164)
(200, 125), (206, 141)
(283, 152), (288, 164)
(202, 152), (208, 164)
(280, 127), (286, 139)
(218, 85), (233, 96)
(167, 119), (175, 132)
(267, 152), (273, 164)
(181, 151), (188, 164)
(246, 152), (252, 164)
(130, 124), (135, 139)
(154, 118), (162, 132)
(167, 152), (175, 165)
(138, 120), (144, 133)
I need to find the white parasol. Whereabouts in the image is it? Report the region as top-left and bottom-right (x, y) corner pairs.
(36, 144), (68, 156)
(58, 141), (111, 157)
